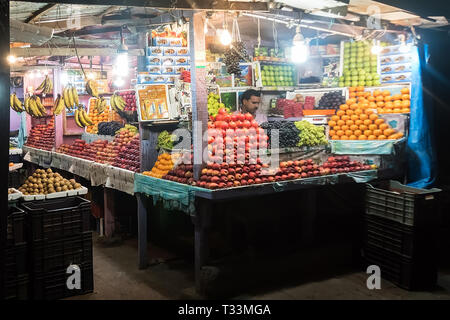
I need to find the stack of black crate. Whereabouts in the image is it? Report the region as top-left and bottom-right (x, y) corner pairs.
(363, 180), (442, 290)
(5, 206), (29, 300)
(21, 196), (94, 300)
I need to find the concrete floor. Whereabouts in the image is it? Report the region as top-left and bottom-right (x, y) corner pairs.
(68, 233), (450, 300)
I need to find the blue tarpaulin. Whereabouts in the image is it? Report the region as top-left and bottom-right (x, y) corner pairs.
(406, 45), (437, 188)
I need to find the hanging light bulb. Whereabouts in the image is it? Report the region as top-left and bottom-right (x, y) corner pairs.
(218, 29), (232, 46)
(7, 55), (17, 64)
(291, 26), (308, 63)
(114, 77), (125, 87)
(371, 40), (382, 55)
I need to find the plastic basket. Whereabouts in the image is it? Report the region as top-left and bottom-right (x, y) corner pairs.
(31, 232), (93, 274)
(4, 275), (29, 300)
(7, 207), (26, 246)
(21, 196), (91, 242)
(362, 245), (437, 290)
(365, 180), (441, 226)
(32, 262), (94, 300)
(364, 214), (437, 260)
(5, 243), (28, 282)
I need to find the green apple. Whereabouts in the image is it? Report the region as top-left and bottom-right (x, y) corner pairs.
(366, 80), (373, 87)
(371, 67), (378, 73)
(372, 73), (380, 80)
(345, 81), (351, 87)
(373, 79), (381, 86)
(338, 82), (345, 87)
(351, 69), (358, 76)
(352, 75), (358, 81)
(352, 81), (359, 87)
(365, 74), (373, 81)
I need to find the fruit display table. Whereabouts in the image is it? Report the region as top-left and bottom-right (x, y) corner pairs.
(134, 169), (377, 293)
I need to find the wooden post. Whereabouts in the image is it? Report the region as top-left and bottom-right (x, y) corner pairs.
(103, 187), (116, 238)
(190, 11), (208, 180)
(0, 0), (9, 299)
(136, 193), (148, 269)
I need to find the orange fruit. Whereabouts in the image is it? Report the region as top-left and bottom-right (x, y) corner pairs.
(369, 124), (378, 131)
(346, 110), (354, 116)
(388, 134), (397, 140)
(378, 135), (387, 140)
(384, 129), (395, 136)
(350, 125), (359, 131)
(358, 135), (367, 140)
(341, 104), (349, 111)
(357, 86), (365, 92)
(369, 102), (378, 109)
(368, 135), (377, 140)
(402, 100), (410, 107)
(376, 96), (384, 102)
(351, 115), (359, 121)
(384, 108), (393, 114)
(345, 130), (353, 136)
(401, 87), (409, 94)
(402, 108), (410, 113)
(379, 123), (388, 131)
(365, 109), (374, 115)
(393, 108), (402, 113)
(393, 100), (402, 108)
(385, 101), (394, 109)
(393, 94), (402, 100)
(368, 96), (376, 102)
(373, 90), (382, 97)
(336, 130), (345, 136)
(361, 103), (369, 109)
(337, 120), (345, 126)
(337, 110), (345, 117)
(364, 130), (373, 137)
(377, 108), (385, 114)
(349, 135), (357, 140)
(346, 120), (354, 126)
(341, 125), (349, 131)
(373, 129), (382, 136)
(334, 126), (341, 131)
(382, 90), (391, 96)
(339, 104), (347, 110)
(349, 92), (357, 98)
(396, 132), (404, 138)
(402, 94), (410, 100)
(355, 120), (363, 126)
(350, 103), (359, 110)
(359, 114), (368, 120)
(341, 115), (350, 121)
(356, 91), (365, 97)
(354, 130), (362, 136)
(349, 87), (356, 92)
(332, 135), (340, 140)
(346, 98), (357, 105)
(384, 96), (392, 102)
(341, 135), (349, 140)
(355, 109), (363, 115)
(369, 114), (378, 121)
(363, 119), (372, 126)
(359, 124), (368, 131)
(328, 120), (337, 127)
(331, 115), (340, 122)
(329, 130), (336, 136)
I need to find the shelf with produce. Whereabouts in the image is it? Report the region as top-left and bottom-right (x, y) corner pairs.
(219, 86), (299, 92)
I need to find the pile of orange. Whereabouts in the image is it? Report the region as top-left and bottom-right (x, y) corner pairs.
(86, 99), (111, 134)
(349, 86), (410, 114)
(143, 153), (180, 178)
(328, 91), (404, 141)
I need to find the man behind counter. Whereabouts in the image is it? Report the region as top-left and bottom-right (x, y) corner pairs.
(238, 89), (267, 124)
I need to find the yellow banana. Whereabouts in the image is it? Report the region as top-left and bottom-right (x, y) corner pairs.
(24, 96), (30, 114)
(10, 94), (14, 109)
(67, 86), (75, 108)
(36, 77), (46, 91)
(63, 88), (71, 109)
(82, 108), (93, 126)
(29, 98), (40, 117)
(114, 95), (125, 111)
(35, 96), (46, 115)
(72, 86), (79, 106)
(53, 94), (63, 115)
(74, 108), (84, 127)
(13, 94), (23, 112)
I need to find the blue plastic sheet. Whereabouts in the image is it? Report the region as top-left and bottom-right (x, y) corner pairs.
(406, 45), (436, 188)
(329, 139), (405, 155)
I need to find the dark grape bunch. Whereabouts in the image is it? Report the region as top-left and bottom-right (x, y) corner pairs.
(260, 121), (300, 148)
(224, 41), (250, 76)
(317, 91), (346, 110)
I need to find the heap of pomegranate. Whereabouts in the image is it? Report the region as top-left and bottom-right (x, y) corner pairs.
(112, 135), (140, 172)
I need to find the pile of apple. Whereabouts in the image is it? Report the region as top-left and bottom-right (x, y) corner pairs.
(321, 156), (373, 174)
(98, 128), (138, 164)
(118, 91), (137, 112)
(82, 140), (109, 161)
(64, 139), (88, 157)
(25, 119), (55, 151)
(112, 135), (140, 172)
(163, 162), (195, 185)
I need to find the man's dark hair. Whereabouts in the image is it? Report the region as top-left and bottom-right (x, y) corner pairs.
(240, 89), (261, 104)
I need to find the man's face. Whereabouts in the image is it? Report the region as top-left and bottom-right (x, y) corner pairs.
(243, 96), (261, 114)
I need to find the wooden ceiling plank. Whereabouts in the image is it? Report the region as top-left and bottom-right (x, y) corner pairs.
(25, 3), (57, 23)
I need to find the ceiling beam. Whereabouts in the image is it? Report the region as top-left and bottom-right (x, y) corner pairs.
(25, 3), (57, 23)
(18, 0), (269, 11)
(11, 47), (145, 57)
(97, 5), (120, 17)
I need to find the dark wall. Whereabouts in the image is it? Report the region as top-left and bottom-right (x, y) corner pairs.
(418, 28), (450, 187)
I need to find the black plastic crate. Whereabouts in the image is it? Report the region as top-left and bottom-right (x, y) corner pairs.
(32, 263), (94, 300)
(366, 180), (441, 226)
(31, 232), (93, 274)
(7, 206), (26, 246)
(8, 169), (23, 188)
(362, 245), (437, 290)
(21, 196), (91, 242)
(5, 243), (28, 282)
(364, 214), (438, 260)
(5, 275), (29, 300)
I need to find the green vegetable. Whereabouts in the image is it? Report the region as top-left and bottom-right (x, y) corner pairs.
(157, 130), (176, 150)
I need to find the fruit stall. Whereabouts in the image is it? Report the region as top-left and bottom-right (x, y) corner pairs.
(5, 2), (437, 297)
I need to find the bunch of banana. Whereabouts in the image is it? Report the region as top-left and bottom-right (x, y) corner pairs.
(53, 94), (66, 116)
(62, 85), (78, 111)
(95, 96), (107, 114)
(110, 93), (125, 114)
(74, 106), (94, 128)
(24, 95), (47, 117)
(10, 93), (24, 113)
(85, 80), (99, 98)
(36, 75), (53, 94)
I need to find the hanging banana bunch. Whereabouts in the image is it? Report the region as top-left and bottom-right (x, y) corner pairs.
(95, 96), (107, 114)
(110, 93), (125, 115)
(85, 79), (99, 98)
(10, 93), (24, 113)
(23, 95), (46, 118)
(74, 105), (94, 128)
(53, 94), (66, 116)
(36, 75), (53, 95)
(62, 85), (78, 112)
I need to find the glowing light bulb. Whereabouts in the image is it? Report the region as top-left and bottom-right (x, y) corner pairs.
(114, 78), (125, 87)
(218, 29), (232, 46)
(7, 55), (17, 64)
